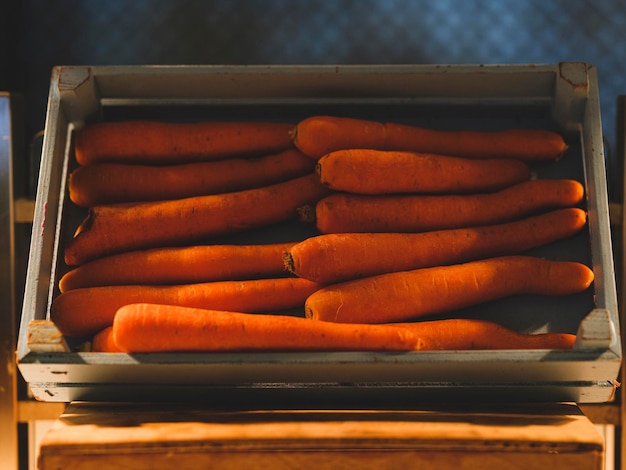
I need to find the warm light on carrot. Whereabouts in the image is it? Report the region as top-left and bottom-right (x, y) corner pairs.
(92, 327), (122, 353)
(64, 173), (331, 266)
(75, 120), (295, 165)
(292, 115), (567, 161)
(396, 318), (576, 350)
(285, 208), (587, 284)
(111, 303), (421, 353)
(107, 304), (576, 353)
(308, 179), (584, 234)
(69, 149), (315, 207)
(59, 242), (295, 292)
(316, 149), (531, 194)
(51, 277), (324, 338)
(305, 255), (594, 324)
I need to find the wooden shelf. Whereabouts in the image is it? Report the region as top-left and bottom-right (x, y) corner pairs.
(37, 402), (606, 470)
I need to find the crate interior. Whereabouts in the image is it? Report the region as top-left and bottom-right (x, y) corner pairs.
(55, 97), (590, 344)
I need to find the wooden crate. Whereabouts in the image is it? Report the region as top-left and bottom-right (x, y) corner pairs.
(38, 402), (605, 470)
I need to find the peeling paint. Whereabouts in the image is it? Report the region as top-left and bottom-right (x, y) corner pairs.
(558, 62), (589, 92)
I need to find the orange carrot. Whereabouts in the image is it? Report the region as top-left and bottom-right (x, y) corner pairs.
(285, 208), (587, 284)
(59, 242), (294, 293)
(74, 121), (295, 165)
(111, 303), (422, 353)
(304, 255), (594, 324)
(396, 318), (576, 350)
(69, 149), (315, 207)
(316, 149), (531, 194)
(307, 178), (584, 234)
(292, 115), (567, 161)
(64, 173), (331, 266)
(51, 277), (324, 338)
(109, 304), (575, 353)
(92, 327), (123, 352)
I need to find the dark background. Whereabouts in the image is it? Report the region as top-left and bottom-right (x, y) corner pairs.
(1, 0), (625, 196)
(3, 3), (625, 467)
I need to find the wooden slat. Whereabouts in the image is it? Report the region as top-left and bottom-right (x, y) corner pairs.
(579, 403), (621, 426)
(37, 402), (605, 470)
(609, 202), (622, 226)
(17, 401), (66, 422)
(14, 197), (35, 223)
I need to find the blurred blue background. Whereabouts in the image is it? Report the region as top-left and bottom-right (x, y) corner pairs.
(3, 3), (624, 467)
(1, 0), (625, 197)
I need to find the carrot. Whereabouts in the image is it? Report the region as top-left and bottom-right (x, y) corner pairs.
(292, 115), (567, 161)
(68, 149), (315, 207)
(64, 173), (331, 266)
(51, 277), (324, 338)
(92, 327), (123, 352)
(111, 303), (423, 353)
(74, 121), (295, 166)
(59, 242), (294, 293)
(109, 304), (575, 353)
(304, 255), (594, 324)
(307, 178), (584, 234)
(316, 149), (531, 194)
(285, 208), (587, 284)
(396, 318), (576, 350)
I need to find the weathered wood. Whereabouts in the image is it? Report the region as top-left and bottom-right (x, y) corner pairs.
(38, 402), (604, 470)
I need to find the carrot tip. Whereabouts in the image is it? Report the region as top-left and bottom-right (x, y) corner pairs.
(556, 144), (569, 161)
(297, 204), (316, 223)
(283, 251), (296, 274)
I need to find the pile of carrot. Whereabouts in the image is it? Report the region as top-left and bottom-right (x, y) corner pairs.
(53, 115), (589, 354)
(57, 119), (329, 342)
